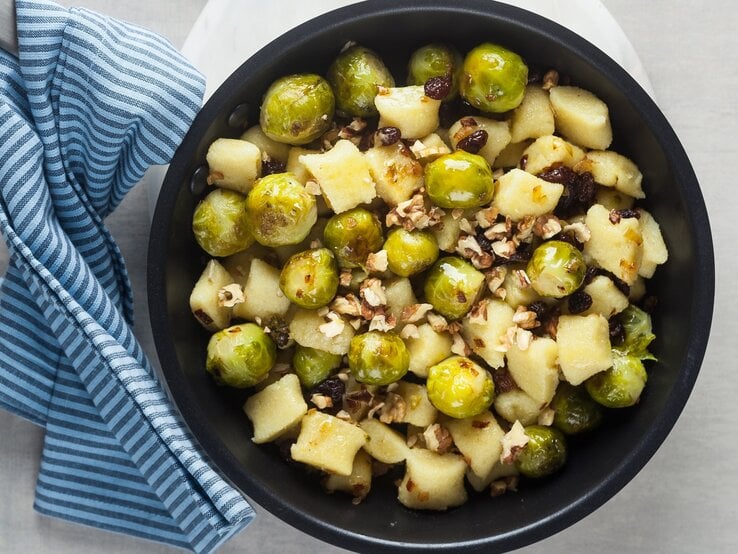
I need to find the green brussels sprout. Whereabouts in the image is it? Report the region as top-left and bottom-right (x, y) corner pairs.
(245, 172), (317, 247)
(424, 150), (495, 209)
(427, 356), (494, 419)
(551, 383), (604, 435)
(192, 188), (254, 257)
(323, 207), (384, 268)
(615, 304), (656, 361)
(515, 425), (567, 478)
(407, 43), (463, 101)
(205, 323), (276, 388)
(384, 228), (439, 277)
(460, 42), (528, 113)
(526, 240), (586, 298)
(279, 248), (339, 309)
(292, 345), (342, 389)
(259, 74), (335, 145)
(348, 331), (409, 386)
(424, 256), (485, 320)
(586, 352), (647, 408)
(327, 45), (395, 117)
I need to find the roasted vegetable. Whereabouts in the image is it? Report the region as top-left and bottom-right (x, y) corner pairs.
(427, 356), (495, 419)
(205, 323), (276, 388)
(526, 240), (586, 298)
(292, 345), (342, 389)
(424, 150), (495, 209)
(424, 256), (485, 320)
(279, 248), (339, 309)
(192, 188), (253, 257)
(328, 45), (394, 117)
(515, 425), (567, 478)
(460, 42), (528, 113)
(323, 207), (384, 268)
(407, 42), (463, 101)
(384, 228), (439, 277)
(348, 331), (409, 386)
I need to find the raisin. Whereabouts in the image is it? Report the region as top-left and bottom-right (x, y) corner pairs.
(491, 367), (517, 394)
(609, 317), (625, 346)
(538, 166), (577, 184)
(582, 266), (601, 286)
(575, 172), (596, 206)
(424, 75), (452, 100)
(568, 290), (593, 314)
(528, 301), (549, 321)
(376, 126), (401, 146)
(456, 129), (489, 154)
(261, 157), (286, 176)
(312, 377), (345, 408)
(554, 231), (584, 251)
(475, 227), (495, 253)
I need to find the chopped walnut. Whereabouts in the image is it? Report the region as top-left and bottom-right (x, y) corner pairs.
(311, 393), (333, 410)
(450, 333), (471, 356)
(408, 138), (450, 161)
(542, 69), (559, 91)
(492, 239), (517, 259)
(469, 298), (490, 325)
(497, 325), (534, 353)
(304, 180), (322, 196)
(401, 303), (434, 323)
(400, 323), (420, 339)
(335, 409), (353, 422)
(512, 306), (539, 330)
(331, 293), (362, 317)
(451, 208), (465, 220)
(423, 423), (453, 454)
(344, 388), (374, 420)
(366, 250), (389, 273)
(500, 421), (530, 464)
(485, 267), (508, 296)
(369, 313), (397, 332)
(367, 401), (386, 420)
(456, 234), (483, 257)
(427, 311), (449, 333)
(484, 218), (513, 241)
(537, 407), (556, 426)
(360, 278), (387, 307)
(339, 269), (353, 287)
(217, 284), (244, 308)
(459, 217), (476, 234)
(533, 214), (563, 239)
(563, 221), (591, 243)
(318, 311), (346, 338)
(475, 207), (499, 229)
(515, 216), (536, 242)
(513, 269), (531, 289)
(490, 476), (519, 497)
(386, 193), (444, 231)
(379, 392), (406, 424)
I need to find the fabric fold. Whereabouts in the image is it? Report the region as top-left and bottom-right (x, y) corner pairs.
(0, 1), (254, 551)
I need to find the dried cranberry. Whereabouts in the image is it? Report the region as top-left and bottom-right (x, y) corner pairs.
(456, 129), (489, 154)
(376, 126), (401, 146)
(568, 290), (593, 314)
(424, 75), (452, 100)
(312, 376), (345, 408)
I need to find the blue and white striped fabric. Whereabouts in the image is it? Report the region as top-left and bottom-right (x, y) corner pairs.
(0, 1), (254, 551)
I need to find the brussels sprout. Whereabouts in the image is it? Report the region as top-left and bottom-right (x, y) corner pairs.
(206, 323), (276, 388)
(348, 331), (409, 386)
(407, 43), (463, 101)
(551, 383), (604, 435)
(293, 345), (342, 389)
(615, 304), (656, 360)
(280, 248), (339, 309)
(245, 173), (317, 247)
(586, 352), (647, 408)
(424, 151), (495, 209)
(526, 240), (586, 298)
(384, 228), (439, 277)
(327, 45), (395, 117)
(259, 74), (335, 145)
(515, 425), (567, 478)
(427, 356), (494, 419)
(460, 42), (528, 113)
(192, 188), (254, 257)
(323, 207), (384, 268)
(424, 256), (485, 320)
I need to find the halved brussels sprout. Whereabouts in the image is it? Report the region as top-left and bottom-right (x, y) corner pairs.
(551, 383), (604, 435)
(526, 240), (586, 298)
(424, 256), (485, 320)
(327, 45), (395, 117)
(615, 304), (656, 360)
(323, 207), (384, 268)
(515, 425), (567, 478)
(460, 42), (528, 113)
(586, 352), (647, 408)
(427, 356), (494, 419)
(407, 43), (463, 101)
(206, 323), (276, 388)
(279, 248), (339, 309)
(192, 188), (254, 257)
(424, 150), (495, 209)
(245, 172), (317, 247)
(293, 345), (342, 389)
(348, 331), (409, 386)
(259, 74), (335, 145)
(384, 228), (439, 277)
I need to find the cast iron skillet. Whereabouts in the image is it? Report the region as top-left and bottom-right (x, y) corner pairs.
(148, 1), (714, 551)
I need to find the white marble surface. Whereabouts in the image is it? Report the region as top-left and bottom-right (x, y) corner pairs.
(1, 1), (737, 553)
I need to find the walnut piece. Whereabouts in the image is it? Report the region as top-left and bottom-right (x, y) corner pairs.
(400, 323), (421, 339)
(379, 392), (407, 424)
(310, 394), (333, 410)
(217, 283), (244, 308)
(366, 249), (389, 273)
(423, 423), (453, 454)
(500, 420), (530, 464)
(401, 303), (434, 323)
(318, 311), (346, 338)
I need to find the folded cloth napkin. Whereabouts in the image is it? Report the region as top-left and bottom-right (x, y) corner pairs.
(0, 1), (254, 551)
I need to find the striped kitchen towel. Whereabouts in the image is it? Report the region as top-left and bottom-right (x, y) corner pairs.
(0, 1), (254, 551)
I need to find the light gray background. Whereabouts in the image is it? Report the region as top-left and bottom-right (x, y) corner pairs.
(1, 1), (736, 552)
